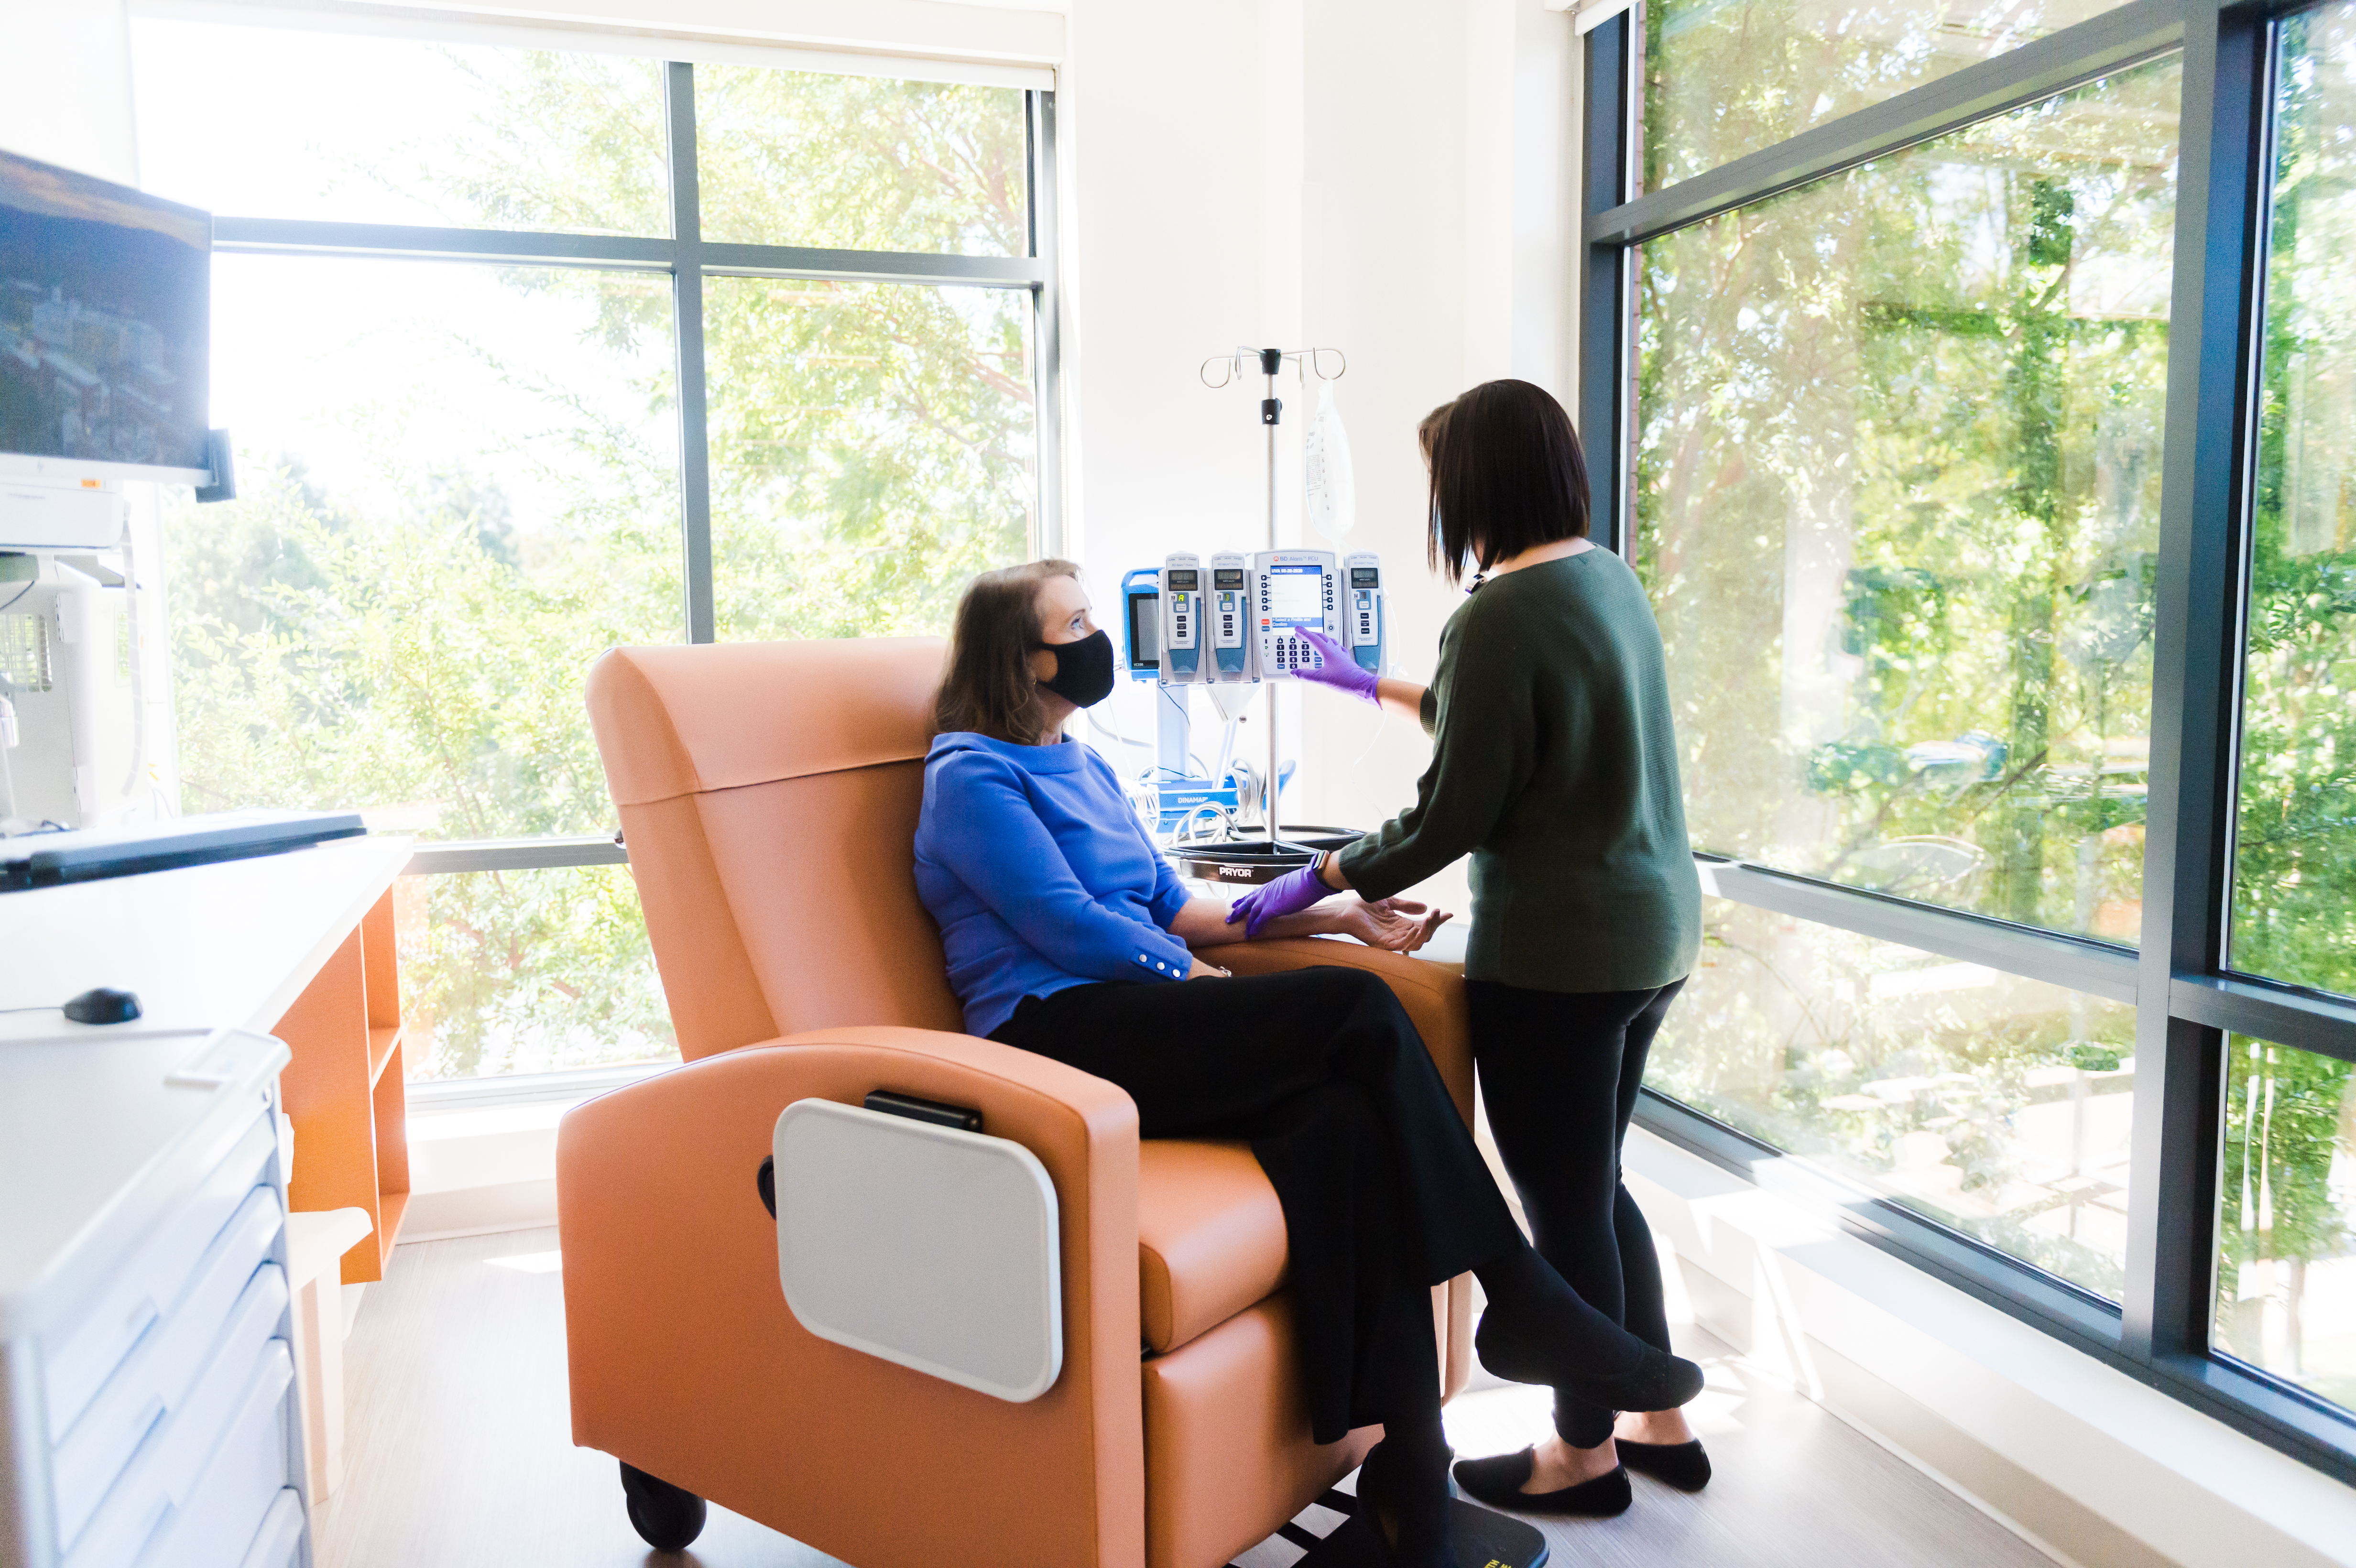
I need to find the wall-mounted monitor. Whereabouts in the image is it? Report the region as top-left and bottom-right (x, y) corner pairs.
(1, 147), (215, 545)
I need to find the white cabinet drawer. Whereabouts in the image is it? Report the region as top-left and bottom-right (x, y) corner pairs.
(232, 1491), (304, 1568)
(127, 1344), (295, 1568)
(53, 1193), (284, 1550)
(44, 1114), (277, 1443)
(65, 1282), (290, 1568)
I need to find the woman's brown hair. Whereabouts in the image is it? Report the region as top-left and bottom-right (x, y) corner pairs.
(1424, 378), (1591, 586)
(935, 558), (1082, 744)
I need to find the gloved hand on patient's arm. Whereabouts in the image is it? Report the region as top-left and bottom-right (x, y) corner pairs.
(1226, 863), (1331, 936)
(1291, 628), (1379, 704)
(1224, 864), (1453, 950)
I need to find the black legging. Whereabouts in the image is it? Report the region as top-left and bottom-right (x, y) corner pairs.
(1469, 978), (1687, 1448)
(994, 965), (1620, 1445)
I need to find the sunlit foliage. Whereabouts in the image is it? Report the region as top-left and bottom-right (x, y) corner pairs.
(2232, 4), (2356, 1000)
(159, 54), (1034, 1076)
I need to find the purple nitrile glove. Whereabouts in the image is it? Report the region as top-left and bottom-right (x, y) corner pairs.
(1227, 862), (1332, 937)
(1293, 627), (1378, 705)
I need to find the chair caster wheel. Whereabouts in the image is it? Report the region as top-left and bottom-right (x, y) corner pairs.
(621, 1460), (708, 1551)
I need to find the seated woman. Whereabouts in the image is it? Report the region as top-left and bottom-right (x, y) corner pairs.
(913, 560), (1702, 1567)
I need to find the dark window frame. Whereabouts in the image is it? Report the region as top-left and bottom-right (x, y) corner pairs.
(1581, 0), (2356, 1482)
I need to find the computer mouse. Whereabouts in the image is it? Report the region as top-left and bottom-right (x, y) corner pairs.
(63, 987), (142, 1025)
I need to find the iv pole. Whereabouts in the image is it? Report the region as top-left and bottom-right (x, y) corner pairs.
(1201, 345), (1347, 852)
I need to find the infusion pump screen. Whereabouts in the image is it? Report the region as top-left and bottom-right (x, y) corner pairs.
(1128, 595), (1160, 662)
(1267, 564), (1326, 627)
(1214, 568), (1246, 589)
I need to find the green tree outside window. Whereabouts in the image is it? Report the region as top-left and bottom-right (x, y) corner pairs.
(153, 47), (1036, 1078)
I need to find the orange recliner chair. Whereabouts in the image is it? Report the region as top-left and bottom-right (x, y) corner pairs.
(560, 637), (1490, 1568)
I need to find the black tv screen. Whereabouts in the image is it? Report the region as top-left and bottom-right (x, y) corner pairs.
(0, 147), (209, 473)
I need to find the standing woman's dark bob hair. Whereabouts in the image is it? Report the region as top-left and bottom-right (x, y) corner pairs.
(1425, 378), (1591, 586)
(935, 558), (1082, 744)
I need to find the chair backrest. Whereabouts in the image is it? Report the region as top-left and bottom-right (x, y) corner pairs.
(586, 638), (965, 1061)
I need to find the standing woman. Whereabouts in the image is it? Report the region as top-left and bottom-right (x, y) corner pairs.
(1232, 379), (1708, 1515)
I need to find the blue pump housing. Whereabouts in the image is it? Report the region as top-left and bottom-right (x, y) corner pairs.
(1120, 568), (1161, 681)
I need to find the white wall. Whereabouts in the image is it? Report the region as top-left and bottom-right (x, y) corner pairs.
(1057, 0), (1272, 577)
(1063, 0), (1582, 902)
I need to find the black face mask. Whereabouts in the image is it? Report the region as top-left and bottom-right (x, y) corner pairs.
(1035, 628), (1116, 709)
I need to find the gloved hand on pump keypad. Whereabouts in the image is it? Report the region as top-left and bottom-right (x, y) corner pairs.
(1290, 628), (1378, 705)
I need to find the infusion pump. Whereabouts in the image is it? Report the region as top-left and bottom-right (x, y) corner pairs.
(1208, 552), (1250, 680)
(1124, 549), (1385, 686)
(1251, 549), (1385, 680)
(1342, 551), (1384, 673)
(1252, 550), (1339, 679)
(1159, 553), (1201, 681)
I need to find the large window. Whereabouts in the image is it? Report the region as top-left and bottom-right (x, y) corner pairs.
(1637, 58), (2179, 938)
(129, 18), (1054, 1082)
(1585, 0), (2356, 1482)
(2231, 3), (2356, 999)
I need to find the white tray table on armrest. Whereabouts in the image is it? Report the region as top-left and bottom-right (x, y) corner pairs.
(772, 1099), (1061, 1404)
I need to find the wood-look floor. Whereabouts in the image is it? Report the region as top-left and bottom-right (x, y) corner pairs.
(319, 1228), (2056, 1568)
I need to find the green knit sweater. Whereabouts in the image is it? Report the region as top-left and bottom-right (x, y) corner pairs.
(1336, 548), (1702, 994)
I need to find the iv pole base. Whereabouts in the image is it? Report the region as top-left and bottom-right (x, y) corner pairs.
(1268, 1488), (1550, 1568)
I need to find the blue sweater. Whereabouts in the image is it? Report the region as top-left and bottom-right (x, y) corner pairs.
(914, 732), (1196, 1037)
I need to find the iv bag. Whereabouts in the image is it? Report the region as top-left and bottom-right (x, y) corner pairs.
(1303, 381), (1356, 539)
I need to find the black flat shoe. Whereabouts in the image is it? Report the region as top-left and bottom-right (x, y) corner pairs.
(1618, 1436), (1711, 1491)
(1450, 1448), (1632, 1517)
(1474, 1313), (1706, 1415)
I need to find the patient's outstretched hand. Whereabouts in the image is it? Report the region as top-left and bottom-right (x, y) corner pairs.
(1334, 895), (1452, 954)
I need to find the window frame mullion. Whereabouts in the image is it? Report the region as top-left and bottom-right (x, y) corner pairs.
(1029, 88), (1065, 561)
(2123, 0), (2274, 1373)
(665, 59), (717, 646)
(1579, 7), (1638, 557)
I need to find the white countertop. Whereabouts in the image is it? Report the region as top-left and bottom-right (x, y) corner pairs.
(0, 836), (413, 1042)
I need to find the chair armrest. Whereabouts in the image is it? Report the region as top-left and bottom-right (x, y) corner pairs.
(558, 1024), (1146, 1568)
(1209, 941), (1473, 1126)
